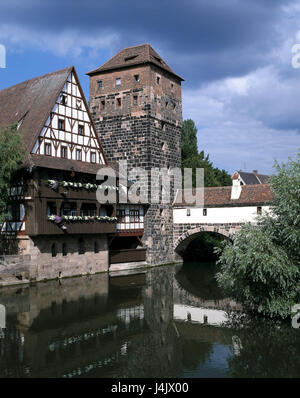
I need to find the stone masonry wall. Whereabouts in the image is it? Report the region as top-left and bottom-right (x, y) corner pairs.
(90, 63), (182, 265)
(0, 234), (109, 282)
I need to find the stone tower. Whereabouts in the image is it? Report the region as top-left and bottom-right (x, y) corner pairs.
(87, 44), (184, 264)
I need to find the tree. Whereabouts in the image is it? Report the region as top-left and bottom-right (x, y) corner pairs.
(181, 119), (231, 187)
(0, 124), (25, 224)
(216, 150), (300, 319)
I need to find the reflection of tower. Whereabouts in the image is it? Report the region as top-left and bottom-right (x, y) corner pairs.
(87, 44), (184, 265)
(0, 304), (5, 339)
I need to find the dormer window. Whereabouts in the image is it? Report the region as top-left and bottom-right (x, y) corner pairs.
(58, 119), (65, 131)
(125, 55), (138, 62)
(116, 78), (121, 86)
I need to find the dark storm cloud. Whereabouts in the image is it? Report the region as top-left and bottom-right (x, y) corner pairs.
(0, 0), (297, 86)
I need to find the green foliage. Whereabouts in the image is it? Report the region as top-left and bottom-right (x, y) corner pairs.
(181, 119), (231, 187)
(216, 150), (300, 319)
(0, 124), (25, 223)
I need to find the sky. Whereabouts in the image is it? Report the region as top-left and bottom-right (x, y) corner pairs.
(0, 0), (300, 175)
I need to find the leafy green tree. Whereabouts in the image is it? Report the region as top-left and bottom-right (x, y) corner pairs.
(0, 124), (25, 224)
(216, 150), (300, 319)
(181, 119), (231, 187)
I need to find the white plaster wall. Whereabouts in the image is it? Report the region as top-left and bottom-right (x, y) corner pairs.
(173, 205), (271, 224)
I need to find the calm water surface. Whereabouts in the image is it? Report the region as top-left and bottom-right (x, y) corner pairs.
(0, 262), (299, 378)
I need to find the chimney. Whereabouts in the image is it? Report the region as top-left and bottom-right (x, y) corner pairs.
(231, 178), (242, 200)
(253, 170), (258, 175)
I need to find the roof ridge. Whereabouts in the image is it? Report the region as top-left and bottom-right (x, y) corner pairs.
(0, 66), (73, 93)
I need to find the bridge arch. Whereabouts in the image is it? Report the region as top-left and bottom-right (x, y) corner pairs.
(174, 225), (240, 255)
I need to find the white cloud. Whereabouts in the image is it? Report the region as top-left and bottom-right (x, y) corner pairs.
(0, 24), (119, 58)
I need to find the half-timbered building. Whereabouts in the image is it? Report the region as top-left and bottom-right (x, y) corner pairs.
(0, 66), (120, 281)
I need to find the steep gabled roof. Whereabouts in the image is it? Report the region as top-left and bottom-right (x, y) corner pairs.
(173, 184), (273, 208)
(0, 66), (108, 169)
(86, 43), (184, 81)
(232, 170), (270, 185)
(0, 67), (73, 155)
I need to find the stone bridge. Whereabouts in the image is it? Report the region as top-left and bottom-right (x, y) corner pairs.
(173, 223), (242, 256)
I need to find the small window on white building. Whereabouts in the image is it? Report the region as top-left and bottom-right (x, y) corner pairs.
(45, 143), (51, 156)
(78, 124), (84, 135)
(203, 208), (207, 216)
(187, 209), (191, 216)
(76, 149), (82, 161)
(61, 146), (67, 158)
(60, 94), (67, 105)
(58, 118), (65, 131)
(116, 78), (121, 86)
(257, 206), (262, 215)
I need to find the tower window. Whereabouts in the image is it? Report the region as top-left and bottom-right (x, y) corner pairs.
(157, 76), (160, 84)
(134, 74), (140, 82)
(165, 101), (169, 108)
(133, 95), (138, 105)
(97, 80), (103, 88)
(173, 103), (176, 110)
(117, 98), (121, 107)
(61, 146), (67, 158)
(116, 78), (121, 86)
(161, 121), (166, 131)
(101, 100), (105, 110)
(78, 124), (84, 135)
(91, 152), (96, 163)
(161, 141), (166, 151)
(76, 149), (82, 161)
(45, 143), (51, 156)
(58, 119), (65, 131)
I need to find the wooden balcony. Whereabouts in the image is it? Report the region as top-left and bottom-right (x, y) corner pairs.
(27, 218), (117, 236)
(38, 182), (99, 201)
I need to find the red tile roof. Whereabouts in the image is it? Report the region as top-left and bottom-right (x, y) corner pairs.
(173, 184), (273, 207)
(86, 43), (184, 81)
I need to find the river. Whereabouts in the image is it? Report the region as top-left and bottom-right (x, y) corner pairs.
(0, 262), (299, 378)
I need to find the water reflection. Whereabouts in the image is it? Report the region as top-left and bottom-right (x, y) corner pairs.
(0, 263), (299, 378)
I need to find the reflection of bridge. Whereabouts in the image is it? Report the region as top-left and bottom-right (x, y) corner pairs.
(173, 272), (242, 313)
